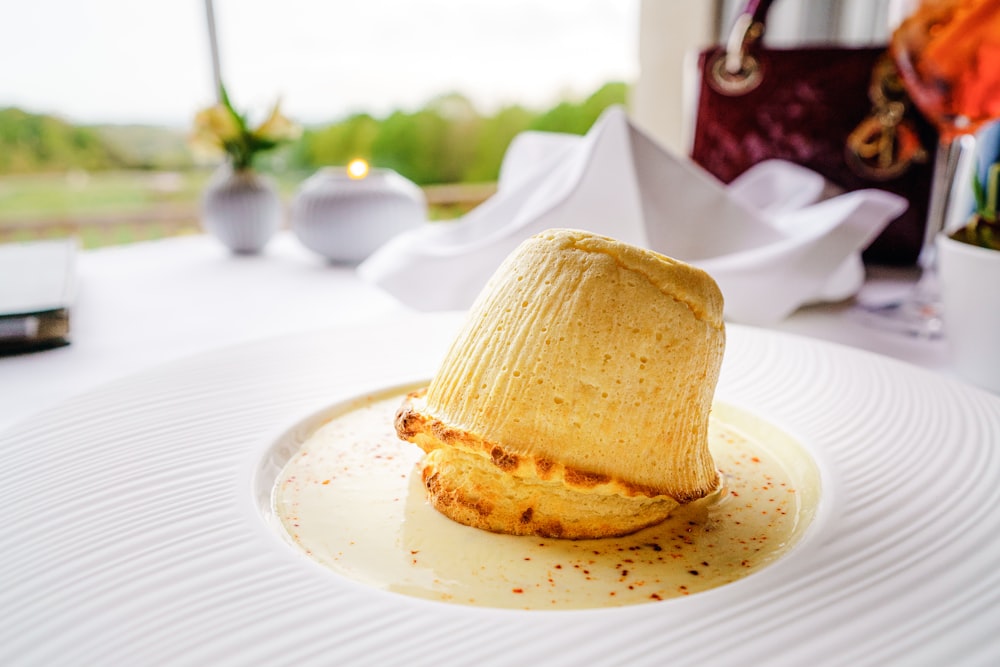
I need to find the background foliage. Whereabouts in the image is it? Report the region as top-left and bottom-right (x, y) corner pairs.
(0, 108), (125, 173)
(0, 82), (628, 185)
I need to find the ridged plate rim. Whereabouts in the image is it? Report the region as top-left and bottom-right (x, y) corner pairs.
(1, 312), (998, 666)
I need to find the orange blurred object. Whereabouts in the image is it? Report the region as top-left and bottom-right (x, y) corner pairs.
(891, 0), (1000, 139)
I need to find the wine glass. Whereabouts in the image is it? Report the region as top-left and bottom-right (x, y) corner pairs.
(860, 0), (1000, 338)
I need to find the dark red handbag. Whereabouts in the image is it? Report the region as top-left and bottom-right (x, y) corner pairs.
(690, 0), (937, 265)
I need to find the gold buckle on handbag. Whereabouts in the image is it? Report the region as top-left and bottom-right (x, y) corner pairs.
(846, 55), (929, 181)
(708, 13), (765, 96)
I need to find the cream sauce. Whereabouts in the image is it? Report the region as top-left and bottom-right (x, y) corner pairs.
(273, 389), (820, 610)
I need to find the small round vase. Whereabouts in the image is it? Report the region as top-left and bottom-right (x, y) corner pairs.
(201, 165), (283, 254)
(290, 167), (426, 264)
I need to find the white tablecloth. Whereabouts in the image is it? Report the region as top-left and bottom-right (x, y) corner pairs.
(0, 232), (955, 434)
(0, 233), (408, 434)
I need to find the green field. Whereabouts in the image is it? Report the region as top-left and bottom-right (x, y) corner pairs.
(0, 169), (315, 221)
(0, 170), (221, 248)
(0, 169), (488, 249)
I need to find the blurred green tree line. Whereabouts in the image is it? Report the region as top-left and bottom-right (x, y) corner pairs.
(0, 81), (627, 185)
(290, 82), (627, 184)
(0, 108), (125, 173)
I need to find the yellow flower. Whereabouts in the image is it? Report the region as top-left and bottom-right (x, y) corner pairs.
(191, 105), (242, 149)
(253, 101), (301, 143)
(190, 84), (300, 170)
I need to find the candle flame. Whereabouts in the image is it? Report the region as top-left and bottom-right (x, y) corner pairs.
(347, 158), (370, 180)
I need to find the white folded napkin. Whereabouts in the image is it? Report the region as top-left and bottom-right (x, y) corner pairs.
(358, 106), (907, 325)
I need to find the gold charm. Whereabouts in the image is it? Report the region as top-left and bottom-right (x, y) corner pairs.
(846, 55), (929, 181)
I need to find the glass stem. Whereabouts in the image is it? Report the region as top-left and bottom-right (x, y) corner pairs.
(918, 134), (975, 273)
(854, 133), (977, 339)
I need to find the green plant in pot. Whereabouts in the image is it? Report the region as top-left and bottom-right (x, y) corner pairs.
(949, 161), (1000, 249)
(937, 155), (1000, 393)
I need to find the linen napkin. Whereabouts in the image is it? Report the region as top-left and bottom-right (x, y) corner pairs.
(357, 106), (906, 325)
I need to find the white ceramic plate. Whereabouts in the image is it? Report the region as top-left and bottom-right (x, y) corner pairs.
(2, 313), (999, 666)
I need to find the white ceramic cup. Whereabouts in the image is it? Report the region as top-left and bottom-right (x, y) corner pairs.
(937, 232), (1000, 393)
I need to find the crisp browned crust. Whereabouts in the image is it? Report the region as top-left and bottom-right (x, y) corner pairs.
(396, 389), (709, 539)
(418, 443), (680, 539)
(396, 388), (717, 503)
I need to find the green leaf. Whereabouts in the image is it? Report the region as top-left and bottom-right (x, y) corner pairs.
(987, 163), (1000, 222)
(218, 83), (233, 110)
(973, 168), (987, 213)
(218, 82), (250, 137)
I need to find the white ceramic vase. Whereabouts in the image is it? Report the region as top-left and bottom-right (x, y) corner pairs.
(290, 167), (426, 264)
(201, 165), (283, 254)
(937, 232), (1000, 393)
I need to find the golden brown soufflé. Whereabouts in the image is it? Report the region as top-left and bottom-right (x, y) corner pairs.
(395, 228), (726, 538)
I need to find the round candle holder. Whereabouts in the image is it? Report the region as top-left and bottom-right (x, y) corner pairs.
(291, 166), (426, 264)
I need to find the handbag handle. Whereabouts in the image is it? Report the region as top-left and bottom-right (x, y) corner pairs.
(710, 0), (778, 94)
(741, 0), (777, 28)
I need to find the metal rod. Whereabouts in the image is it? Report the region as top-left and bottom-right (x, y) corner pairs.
(204, 0), (223, 101)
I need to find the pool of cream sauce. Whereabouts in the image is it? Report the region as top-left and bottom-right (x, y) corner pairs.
(273, 389), (820, 610)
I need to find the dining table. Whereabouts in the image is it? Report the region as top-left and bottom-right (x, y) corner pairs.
(3, 229), (996, 666)
(0, 230), (957, 434)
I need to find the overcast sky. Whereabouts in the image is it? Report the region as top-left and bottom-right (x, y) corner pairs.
(2, 0), (639, 127)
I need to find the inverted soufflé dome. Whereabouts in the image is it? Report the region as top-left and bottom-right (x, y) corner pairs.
(396, 228), (726, 538)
